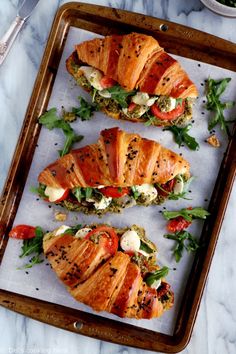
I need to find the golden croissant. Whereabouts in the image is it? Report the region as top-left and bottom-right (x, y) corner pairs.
(37, 127), (190, 215)
(66, 32), (198, 127)
(43, 223), (174, 319)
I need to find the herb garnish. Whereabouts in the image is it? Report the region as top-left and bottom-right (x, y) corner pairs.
(18, 227), (44, 269)
(39, 108), (83, 156)
(206, 77), (235, 137)
(72, 187), (93, 202)
(163, 207), (210, 222)
(156, 176), (195, 201)
(106, 85), (136, 108)
(30, 184), (47, 198)
(139, 241), (154, 254)
(145, 266), (169, 286)
(63, 224), (83, 235)
(72, 96), (97, 121)
(164, 124), (199, 151)
(131, 186), (140, 200)
(144, 113), (158, 127)
(164, 231), (200, 262)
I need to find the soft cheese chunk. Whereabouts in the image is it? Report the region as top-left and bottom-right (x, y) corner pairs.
(75, 227), (92, 238)
(45, 186), (67, 203)
(131, 92), (157, 106)
(120, 230), (141, 252)
(87, 196), (112, 210)
(135, 184), (158, 203)
(79, 66), (103, 90)
(55, 225), (70, 236)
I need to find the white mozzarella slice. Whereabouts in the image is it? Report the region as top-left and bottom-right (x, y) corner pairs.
(134, 184), (158, 203)
(162, 97), (176, 112)
(173, 175), (184, 194)
(45, 186), (67, 202)
(120, 230), (141, 252)
(55, 225), (70, 236)
(122, 105), (148, 118)
(87, 196), (112, 210)
(75, 227), (92, 238)
(79, 66), (103, 90)
(98, 89), (112, 98)
(131, 92), (150, 105)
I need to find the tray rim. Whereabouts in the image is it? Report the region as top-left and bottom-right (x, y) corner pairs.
(0, 2), (236, 353)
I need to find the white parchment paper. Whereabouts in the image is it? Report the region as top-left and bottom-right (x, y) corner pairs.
(0, 27), (236, 335)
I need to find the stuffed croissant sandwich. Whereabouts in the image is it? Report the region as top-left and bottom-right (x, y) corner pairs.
(66, 32), (198, 127)
(43, 223), (174, 319)
(37, 127), (190, 215)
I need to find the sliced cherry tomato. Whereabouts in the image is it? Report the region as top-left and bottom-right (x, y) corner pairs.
(100, 186), (130, 198)
(100, 76), (116, 88)
(85, 226), (118, 255)
(157, 179), (175, 197)
(167, 216), (192, 233)
(150, 100), (185, 121)
(9, 225), (36, 239)
(128, 102), (137, 112)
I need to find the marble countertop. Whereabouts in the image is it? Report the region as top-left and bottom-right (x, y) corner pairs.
(0, 0), (235, 353)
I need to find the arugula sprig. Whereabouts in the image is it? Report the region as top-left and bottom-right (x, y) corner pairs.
(164, 124), (199, 151)
(131, 186), (140, 200)
(206, 77), (235, 137)
(156, 176), (195, 201)
(72, 96), (97, 121)
(163, 207), (210, 222)
(30, 184), (47, 198)
(18, 227), (44, 269)
(72, 187), (93, 202)
(106, 85), (136, 108)
(164, 231), (199, 262)
(63, 224), (83, 235)
(145, 266), (169, 286)
(144, 113), (158, 127)
(39, 108), (83, 156)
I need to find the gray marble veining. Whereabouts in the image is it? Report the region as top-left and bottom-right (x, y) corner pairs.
(0, 0), (236, 353)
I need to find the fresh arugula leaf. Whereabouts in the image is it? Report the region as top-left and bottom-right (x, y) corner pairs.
(175, 98), (183, 107)
(30, 184), (46, 198)
(63, 224), (83, 235)
(72, 96), (97, 121)
(18, 226), (44, 269)
(145, 266), (169, 286)
(164, 231), (200, 262)
(163, 207), (210, 222)
(131, 186), (140, 200)
(39, 108), (84, 156)
(144, 113), (158, 126)
(139, 241), (154, 254)
(106, 85), (136, 108)
(72, 187), (94, 202)
(164, 124), (199, 151)
(206, 77), (235, 137)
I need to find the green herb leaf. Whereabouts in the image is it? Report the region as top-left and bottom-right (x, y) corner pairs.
(163, 207), (210, 222)
(164, 231), (200, 262)
(206, 77), (235, 137)
(175, 98), (183, 107)
(144, 113), (158, 126)
(145, 266), (169, 286)
(72, 187), (93, 202)
(131, 186), (140, 200)
(106, 85), (136, 108)
(63, 224), (83, 235)
(139, 241), (154, 254)
(30, 184), (47, 198)
(164, 124), (199, 151)
(39, 108), (84, 156)
(18, 226), (44, 269)
(72, 96), (97, 121)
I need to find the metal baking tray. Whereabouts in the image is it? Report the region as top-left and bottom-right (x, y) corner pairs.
(0, 2), (235, 352)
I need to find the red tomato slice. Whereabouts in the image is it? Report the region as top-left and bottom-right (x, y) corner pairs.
(150, 100), (185, 121)
(100, 76), (116, 88)
(157, 179), (175, 197)
(167, 217), (192, 233)
(9, 225), (36, 239)
(85, 226), (118, 255)
(100, 186), (130, 198)
(128, 102), (137, 112)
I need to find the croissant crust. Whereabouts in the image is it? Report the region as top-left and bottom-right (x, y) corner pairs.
(67, 32), (198, 98)
(43, 226), (174, 319)
(38, 127), (190, 188)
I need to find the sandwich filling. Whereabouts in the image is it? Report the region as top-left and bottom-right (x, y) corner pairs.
(69, 56), (193, 126)
(37, 174), (189, 216)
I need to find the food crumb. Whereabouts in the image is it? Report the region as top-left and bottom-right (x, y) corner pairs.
(54, 211), (67, 222)
(206, 134), (221, 148)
